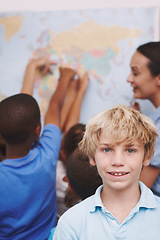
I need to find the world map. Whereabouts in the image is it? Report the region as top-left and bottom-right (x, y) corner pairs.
(0, 7), (157, 123)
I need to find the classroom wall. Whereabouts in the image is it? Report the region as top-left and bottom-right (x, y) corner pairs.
(0, 0), (160, 123)
(1, 0), (160, 11)
(1, 0), (160, 40)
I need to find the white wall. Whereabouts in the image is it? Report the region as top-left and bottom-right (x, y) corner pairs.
(1, 0), (160, 11)
(2, 0), (159, 39)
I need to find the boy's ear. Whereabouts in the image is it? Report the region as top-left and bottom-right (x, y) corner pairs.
(89, 157), (96, 166)
(143, 157), (151, 167)
(63, 175), (74, 193)
(63, 175), (69, 183)
(156, 74), (160, 87)
(35, 124), (41, 137)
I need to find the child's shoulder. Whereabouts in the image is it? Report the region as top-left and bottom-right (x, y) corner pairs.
(40, 124), (61, 141)
(59, 185), (103, 224)
(43, 123), (61, 132)
(140, 181), (160, 212)
(154, 194), (160, 206)
(60, 194), (95, 221)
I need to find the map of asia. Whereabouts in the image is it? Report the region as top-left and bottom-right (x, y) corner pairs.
(0, 7), (157, 123)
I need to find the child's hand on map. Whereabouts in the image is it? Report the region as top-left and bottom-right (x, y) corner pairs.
(30, 57), (57, 75)
(59, 67), (76, 81)
(21, 56), (57, 95)
(78, 72), (90, 94)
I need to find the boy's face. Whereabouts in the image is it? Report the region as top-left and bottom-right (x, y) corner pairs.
(90, 131), (150, 192)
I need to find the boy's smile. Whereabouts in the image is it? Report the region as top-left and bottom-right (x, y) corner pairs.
(90, 131), (150, 193)
(108, 171), (129, 177)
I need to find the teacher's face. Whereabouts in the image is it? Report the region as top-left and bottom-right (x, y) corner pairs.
(127, 51), (157, 101)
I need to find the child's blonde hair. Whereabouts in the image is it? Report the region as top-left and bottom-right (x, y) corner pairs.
(79, 105), (158, 161)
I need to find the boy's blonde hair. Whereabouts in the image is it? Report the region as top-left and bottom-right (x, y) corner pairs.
(79, 105), (158, 161)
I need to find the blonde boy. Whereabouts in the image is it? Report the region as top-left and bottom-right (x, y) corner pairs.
(53, 105), (160, 240)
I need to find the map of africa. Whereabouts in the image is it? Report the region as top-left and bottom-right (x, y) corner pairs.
(0, 7), (157, 123)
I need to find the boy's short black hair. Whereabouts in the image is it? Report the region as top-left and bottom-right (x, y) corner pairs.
(0, 93), (40, 144)
(67, 148), (102, 200)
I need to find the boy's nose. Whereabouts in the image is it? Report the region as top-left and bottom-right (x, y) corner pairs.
(112, 152), (125, 166)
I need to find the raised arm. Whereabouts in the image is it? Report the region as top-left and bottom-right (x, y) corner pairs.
(44, 67), (76, 127)
(60, 78), (78, 132)
(21, 57), (55, 95)
(64, 72), (90, 133)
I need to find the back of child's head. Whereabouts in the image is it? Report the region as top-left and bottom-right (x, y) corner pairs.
(0, 93), (40, 144)
(66, 148), (102, 200)
(61, 123), (86, 161)
(79, 105), (158, 161)
(0, 134), (6, 161)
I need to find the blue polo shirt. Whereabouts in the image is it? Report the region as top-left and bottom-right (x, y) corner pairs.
(53, 182), (160, 240)
(0, 124), (61, 240)
(149, 106), (160, 197)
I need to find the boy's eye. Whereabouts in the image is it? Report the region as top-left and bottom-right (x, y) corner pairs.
(127, 149), (134, 153)
(103, 148), (110, 152)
